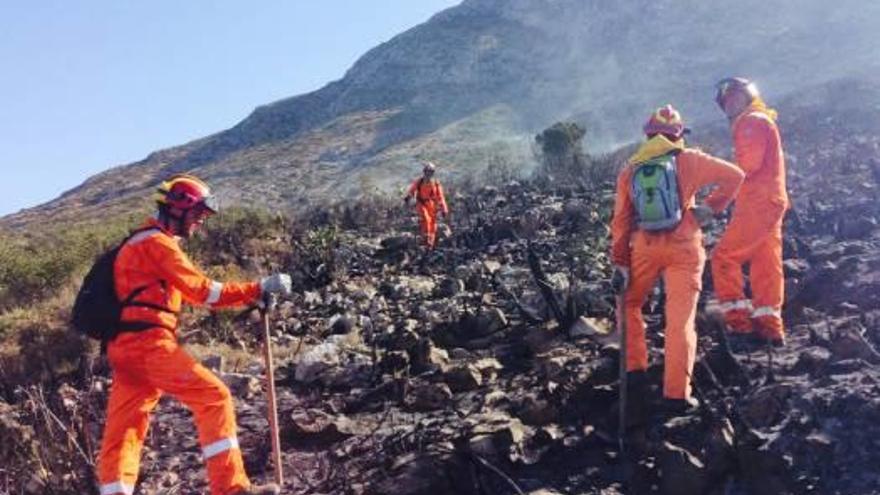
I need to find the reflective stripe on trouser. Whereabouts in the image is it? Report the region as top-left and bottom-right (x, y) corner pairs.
(752, 306), (780, 319)
(752, 306), (784, 340)
(717, 299), (753, 313)
(203, 436), (239, 459)
(711, 202), (785, 338)
(624, 234), (705, 400)
(98, 328), (250, 495)
(417, 203), (438, 247)
(715, 299), (754, 334)
(100, 480), (134, 495)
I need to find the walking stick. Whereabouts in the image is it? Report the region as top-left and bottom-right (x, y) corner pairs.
(261, 294), (283, 486)
(617, 292), (627, 455)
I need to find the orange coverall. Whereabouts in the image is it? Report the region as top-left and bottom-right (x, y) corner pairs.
(710, 100), (788, 340)
(97, 218), (261, 495)
(408, 178), (449, 248)
(611, 136), (744, 399)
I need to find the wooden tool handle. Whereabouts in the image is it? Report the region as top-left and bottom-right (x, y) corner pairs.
(262, 303), (283, 486)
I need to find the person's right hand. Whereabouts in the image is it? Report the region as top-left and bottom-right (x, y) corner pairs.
(611, 265), (630, 294)
(260, 273), (292, 297)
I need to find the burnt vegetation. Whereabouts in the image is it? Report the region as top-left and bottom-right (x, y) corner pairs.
(1, 93), (880, 494)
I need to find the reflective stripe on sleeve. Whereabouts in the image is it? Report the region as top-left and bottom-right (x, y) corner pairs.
(205, 281), (223, 305)
(100, 481), (134, 495)
(202, 436), (239, 459)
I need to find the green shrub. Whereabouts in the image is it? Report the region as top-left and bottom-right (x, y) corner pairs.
(534, 121), (589, 181)
(0, 221), (130, 311)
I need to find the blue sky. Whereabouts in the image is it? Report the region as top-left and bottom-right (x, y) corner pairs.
(0, 1), (460, 216)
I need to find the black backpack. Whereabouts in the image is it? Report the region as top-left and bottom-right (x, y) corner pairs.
(71, 228), (155, 341)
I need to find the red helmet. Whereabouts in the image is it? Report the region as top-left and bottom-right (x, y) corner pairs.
(155, 174), (217, 213)
(643, 104), (685, 139)
(715, 77), (759, 110)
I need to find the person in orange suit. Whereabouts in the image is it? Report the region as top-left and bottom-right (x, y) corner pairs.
(611, 105), (744, 412)
(404, 161), (449, 249)
(710, 78), (788, 346)
(97, 174), (288, 495)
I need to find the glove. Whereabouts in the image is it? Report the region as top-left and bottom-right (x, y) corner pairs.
(611, 265), (630, 294)
(691, 205), (715, 227)
(260, 273), (292, 297)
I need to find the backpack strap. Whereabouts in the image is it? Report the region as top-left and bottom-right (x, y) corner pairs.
(115, 228), (179, 323)
(116, 321), (175, 333)
(417, 178), (439, 203)
(416, 177), (427, 203)
(119, 285), (178, 314)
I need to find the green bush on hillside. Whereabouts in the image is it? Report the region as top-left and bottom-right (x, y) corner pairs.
(0, 222), (130, 311)
(534, 122), (589, 182)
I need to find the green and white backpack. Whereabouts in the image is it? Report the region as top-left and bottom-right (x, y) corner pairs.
(630, 153), (683, 231)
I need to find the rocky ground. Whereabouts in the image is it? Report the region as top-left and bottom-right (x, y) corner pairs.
(2, 104), (880, 494)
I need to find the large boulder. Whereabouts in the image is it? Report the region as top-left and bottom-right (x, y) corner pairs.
(373, 451), (464, 495)
(568, 316), (612, 339)
(443, 364), (483, 392)
(434, 276), (465, 299)
(410, 338), (450, 373)
(659, 442), (709, 495)
(221, 372), (261, 398)
(404, 379), (453, 412)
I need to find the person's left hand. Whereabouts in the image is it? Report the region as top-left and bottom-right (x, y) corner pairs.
(260, 273), (292, 297)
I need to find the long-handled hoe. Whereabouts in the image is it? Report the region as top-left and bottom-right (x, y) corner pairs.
(261, 294), (283, 486)
(617, 292), (627, 456)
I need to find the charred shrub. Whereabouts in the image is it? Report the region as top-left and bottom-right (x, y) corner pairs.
(286, 225), (342, 290)
(188, 206), (286, 267)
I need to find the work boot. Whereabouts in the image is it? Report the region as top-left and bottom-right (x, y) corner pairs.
(661, 396), (700, 417)
(722, 308), (754, 334)
(726, 330), (761, 353)
(235, 483), (281, 495)
(624, 370), (650, 428)
(754, 319), (786, 348)
(755, 333), (785, 348)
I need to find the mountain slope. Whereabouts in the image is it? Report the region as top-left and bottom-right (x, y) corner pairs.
(4, 80), (880, 494)
(3, 0), (880, 230)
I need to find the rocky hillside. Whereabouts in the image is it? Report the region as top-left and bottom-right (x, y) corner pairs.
(3, 0), (880, 231)
(2, 81), (879, 494)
